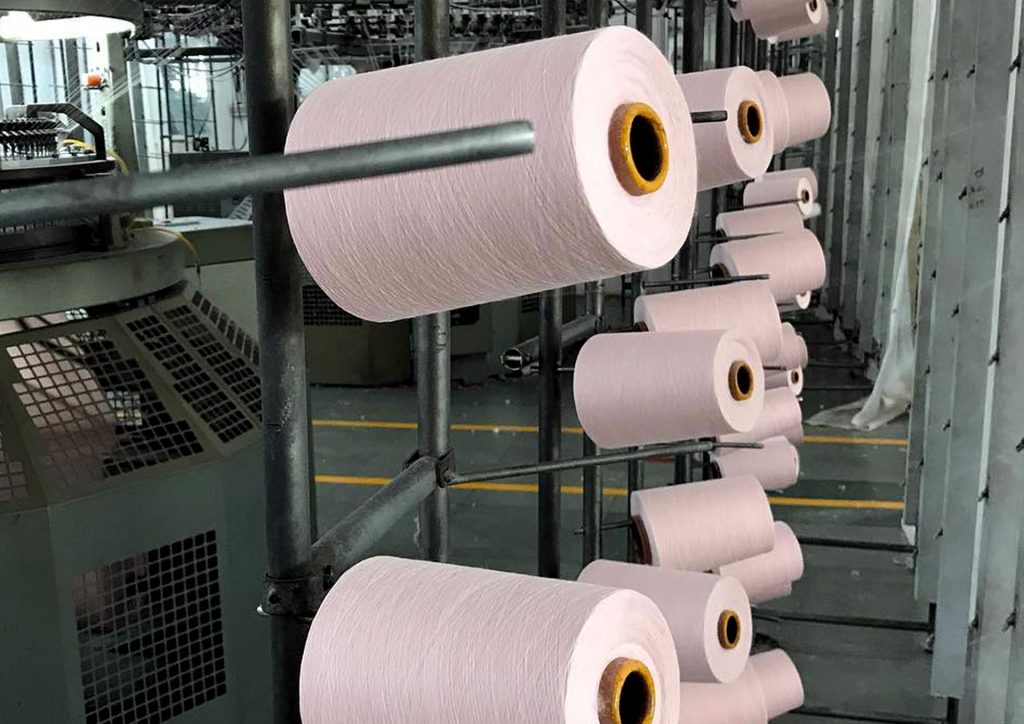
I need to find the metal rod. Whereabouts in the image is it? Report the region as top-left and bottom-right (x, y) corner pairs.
(754, 610), (933, 633)
(414, 316), (451, 562)
(414, 0), (452, 566)
(586, 0), (607, 29)
(642, 274), (770, 289)
(691, 110), (729, 123)
(537, 0), (566, 580)
(448, 440), (758, 485)
(798, 536), (916, 554)
(0, 122), (536, 227)
(311, 457), (439, 576)
(581, 280), (605, 565)
(503, 314), (601, 371)
(537, 288), (562, 578)
(240, 0), (311, 720)
(635, 0), (653, 38)
(582, 433), (602, 564)
(791, 705), (949, 724)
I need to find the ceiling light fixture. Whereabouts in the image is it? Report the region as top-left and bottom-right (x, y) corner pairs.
(0, 0), (141, 41)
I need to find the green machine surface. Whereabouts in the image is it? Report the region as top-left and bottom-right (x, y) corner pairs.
(0, 284), (270, 724)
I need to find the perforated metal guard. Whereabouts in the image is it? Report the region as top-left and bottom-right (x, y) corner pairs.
(0, 428), (28, 501)
(126, 315), (253, 444)
(190, 291), (259, 366)
(6, 331), (204, 489)
(73, 530), (227, 724)
(301, 284), (363, 327)
(520, 294), (539, 313)
(168, 299), (262, 415)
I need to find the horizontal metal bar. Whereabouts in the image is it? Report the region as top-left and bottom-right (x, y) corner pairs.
(798, 536), (915, 554)
(691, 110), (729, 124)
(792, 705), (948, 723)
(803, 385), (874, 392)
(311, 456), (439, 578)
(447, 440), (761, 485)
(642, 274), (770, 290)
(754, 610), (932, 633)
(502, 314), (601, 371)
(0, 121), (535, 227)
(572, 518), (633, 535)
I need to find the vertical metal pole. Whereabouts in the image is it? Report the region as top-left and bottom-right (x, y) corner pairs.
(414, 316), (450, 561)
(635, 0), (654, 37)
(414, 0), (452, 565)
(581, 0), (608, 569)
(711, 0), (733, 225)
(6, 44), (24, 106)
(678, 0), (705, 284)
(538, 0), (566, 579)
(240, 1), (312, 722)
(581, 282), (604, 565)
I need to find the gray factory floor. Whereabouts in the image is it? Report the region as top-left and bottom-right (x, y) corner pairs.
(307, 318), (943, 723)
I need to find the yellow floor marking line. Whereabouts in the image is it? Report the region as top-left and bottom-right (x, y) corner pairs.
(315, 475), (904, 510)
(313, 419), (907, 446)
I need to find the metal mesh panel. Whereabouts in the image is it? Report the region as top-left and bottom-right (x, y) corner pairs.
(0, 428), (28, 501)
(190, 291), (258, 365)
(73, 530), (227, 724)
(520, 294), (539, 313)
(165, 305), (262, 418)
(6, 331), (204, 489)
(126, 316), (254, 444)
(301, 284), (363, 327)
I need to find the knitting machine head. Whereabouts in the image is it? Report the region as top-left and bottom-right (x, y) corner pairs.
(0, 103), (122, 259)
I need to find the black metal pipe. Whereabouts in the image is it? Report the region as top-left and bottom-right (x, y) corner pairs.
(642, 274), (770, 290)
(0, 122), (536, 227)
(582, 433), (602, 564)
(691, 110), (730, 123)
(586, 0), (607, 29)
(241, 0), (310, 721)
(798, 536), (916, 554)
(754, 610), (933, 632)
(537, 289), (562, 578)
(537, 0), (566, 580)
(581, 280), (604, 565)
(729, 9), (742, 66)
(311, 457), (440, 577)
(414, 0), (452, 565)
(792, 705), (949, 723)
(449, 439), (746, 485)
(414, 315), (451, 562)
(635, 0), (653, 38)
(503, 314), (601, 371)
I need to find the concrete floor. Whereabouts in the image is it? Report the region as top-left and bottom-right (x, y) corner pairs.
(307, 316), (944, 723)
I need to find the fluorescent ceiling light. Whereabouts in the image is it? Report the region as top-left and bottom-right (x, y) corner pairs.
(0, 10), (135, 40)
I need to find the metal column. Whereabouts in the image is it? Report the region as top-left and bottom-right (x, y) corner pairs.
(240, 0), (313, 721)
(414, 0), (452, 564)
(826, 0), (858, 312)
(581, 283), (603, 565)
(581, 0), (608, 569)
(914, 0), (975, 606)
(931, 0), (1019, 696)
(904, 0), (952, 534)
(537, 0), (566, 579)
(839, 0), (875, 332)
(852, 0), (894, 353)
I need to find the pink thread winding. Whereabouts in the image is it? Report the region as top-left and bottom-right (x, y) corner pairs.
(631, 476), (775, 572)
(573, 330), (764, 449)
(578, 560), (752, 684)
(634, 281), (783, 361)
(300, 557), (682, 724)
(284, 27), (697, 322)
